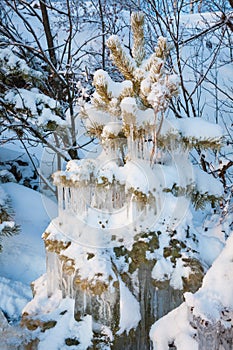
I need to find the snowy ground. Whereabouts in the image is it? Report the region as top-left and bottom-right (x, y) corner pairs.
(0, 182), (57, 323)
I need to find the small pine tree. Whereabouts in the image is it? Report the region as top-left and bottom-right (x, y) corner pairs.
(0, 185), (19, 252)
(23, 12), (224, 350)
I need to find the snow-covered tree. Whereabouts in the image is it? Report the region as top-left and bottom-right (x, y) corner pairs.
(21, 12), (226, 350)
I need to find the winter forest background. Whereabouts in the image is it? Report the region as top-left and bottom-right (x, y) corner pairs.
(0, 0), (233, 349)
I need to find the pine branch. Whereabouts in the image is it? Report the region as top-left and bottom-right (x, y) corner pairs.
(106, 35), (135, 81)
(131, 12), (145, 66)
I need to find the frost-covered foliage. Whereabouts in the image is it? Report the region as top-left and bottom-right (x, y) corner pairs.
(0, 47), (65, 130)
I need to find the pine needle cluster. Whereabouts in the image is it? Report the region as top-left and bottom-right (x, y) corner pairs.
(0, 188), (19, 252)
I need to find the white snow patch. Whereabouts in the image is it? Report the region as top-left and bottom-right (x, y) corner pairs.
(0, 183), (57, 284)
(0, 277), (32, 321)
(117, 278), (141, 335)
(185, 231), (233, 324)
(150, 303), (198, 350)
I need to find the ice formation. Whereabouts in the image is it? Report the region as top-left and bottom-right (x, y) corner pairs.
(22, 12), (224, 350)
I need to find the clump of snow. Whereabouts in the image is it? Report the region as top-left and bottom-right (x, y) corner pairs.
(194, 167), (223, 197)
(4, 88), (66, 127)
(101, 122), (122, 138)
(83, 105), (116, 130)
(150, 303), (198, 350)
(24, 277), (93, 350)
(94, 70), (133, 99)
(124, 161), (150, 194)
(96, 160), (125, 185)
(147, 82), (170, 111)
(0, 170), (16, 183)
(121, 97), (155, 127)
(185, 231), (233, 325)
(117, 278), (141, 335)
(178, 117), (222, 140)
(0, 184), (18, 238)
(152, 257), (191, 290)
(160, 117), (223, 144)
(0, 221), (15, 231)
(38, 306), (93, 350)
(0, 48), (42, 79)
(54, 159), (97, 184)
(63, 244), (117, 285)
(151, 257), (173, 281)
(23, 274), (62, 317)
(120, 97), (137, 115)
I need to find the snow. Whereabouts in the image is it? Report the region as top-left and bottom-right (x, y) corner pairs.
(147, 82), (170, 111)
(54, 158), (96, 184)
(151, 257), (173, 282)
(22, 275), (93, 350)
(160, 117), (223, 144)
(152, 257), (191, 290)
(101, 122), (122, 138)
(0, 277), (32, 322)
(121, 97), (155, 127)
(0, 47), (42, 78)
(0, 185), (8, 206)
(0, 221), (15, 231)
(117, 278), (141, 335)
(23, 277), (93, 350)
(185, 231), (233, 324)
(150, 303), (198, 350)
(124, 160), (150, 194)
(120, 97), (137, 115)
(0, 4), (232, 349)
(178, 118), (223, 140)
(150, 231), (233, 349)
(194, 167), (223, 197)
(4, 88), (66, 127)
(0, 182), (57, 292)
(23, 274), (62, 317)
(198, 235), (224, 267)
(83, 104), (116, 130)
(38, 305), (93, 350)
(94, 70), (133, 99)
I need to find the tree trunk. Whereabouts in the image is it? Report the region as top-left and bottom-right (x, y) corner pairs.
(39, 0), (57, 67)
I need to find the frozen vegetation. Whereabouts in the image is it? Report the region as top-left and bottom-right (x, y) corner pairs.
(0, 1), (232, 350)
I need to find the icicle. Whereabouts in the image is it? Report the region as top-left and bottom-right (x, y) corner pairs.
(128, 124), (136, 159)
(81, 185), (87, 216)
(144, 132), (151, 161)
(83, 291), (87, 313)
(64, 187), (72, 212)
(108, 186), (113, 212)
(46, 251), (61, 297)
(128, 198), (137, 223)
(70, 187), (76, 215)
(57, 186), (64, 216)
(66, 274), (74, 299)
